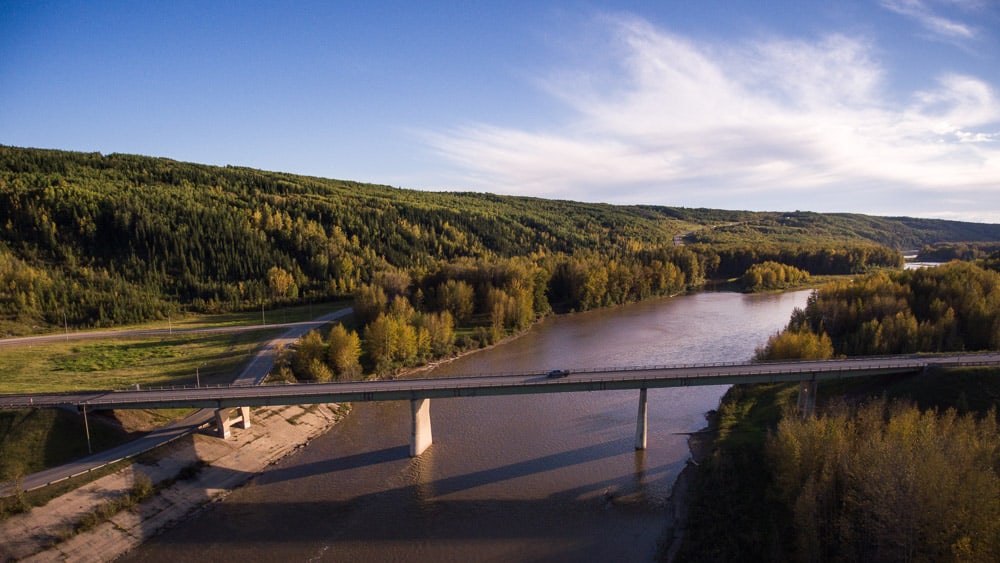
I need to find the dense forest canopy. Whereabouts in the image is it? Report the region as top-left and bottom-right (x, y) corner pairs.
(686, 211), (1000, 249)
(2, 145), (998, 335)
(757, 261), (1000, 358)
(734, 261), (1000, 562)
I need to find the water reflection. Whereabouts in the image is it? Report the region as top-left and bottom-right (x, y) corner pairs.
(411, 449), (437, 512)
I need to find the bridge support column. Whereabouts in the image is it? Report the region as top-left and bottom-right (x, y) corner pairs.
(797, 380), (817, 418)
(635, 388), (648, 450)
(237, 406), (251, 429)
(216, 409), (232, 439)
(216, 406), (252, 439)
(410, 398), (432, 456)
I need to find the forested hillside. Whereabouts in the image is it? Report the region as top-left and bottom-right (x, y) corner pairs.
(1, 145), (996, 335)
(0, 146), (687, 331)
(685, 210), (1000, 249)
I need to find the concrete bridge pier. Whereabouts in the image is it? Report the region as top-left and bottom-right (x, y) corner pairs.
(216, 406), (252, 439)
(635, 388), (648, 450)
(797, 379), (817, 418)
(410, 398), (432, 456)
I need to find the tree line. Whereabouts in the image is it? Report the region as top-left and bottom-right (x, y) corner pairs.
(916, 242), (1000, 263)
(701, 243), (902, 279)
(742, 261), (810, 292)
(1, 145), (926, 336)
(279, 251), (701, 379)
(758, 261), (1000, 359)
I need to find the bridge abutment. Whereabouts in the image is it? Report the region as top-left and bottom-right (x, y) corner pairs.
(410, 398), (432, 456)
(635, 388), (648, 450)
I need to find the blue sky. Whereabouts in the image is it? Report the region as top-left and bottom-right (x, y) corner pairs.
(3, 1), (999, 222)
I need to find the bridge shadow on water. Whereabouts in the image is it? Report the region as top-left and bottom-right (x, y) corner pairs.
(121, 434), (681, 562)
(253, 444), (412, 483)
(256, 439), (639, 496)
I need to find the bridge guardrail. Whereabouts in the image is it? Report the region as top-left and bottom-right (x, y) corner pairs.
(80, 353), (995, 395)
(3, 353), (999, 408)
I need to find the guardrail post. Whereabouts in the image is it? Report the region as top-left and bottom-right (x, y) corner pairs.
(635, 388), (648, 450)
(410, 398), (432, 456)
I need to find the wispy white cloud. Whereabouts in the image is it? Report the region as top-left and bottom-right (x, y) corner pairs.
(880, 0), (978, 40)
(426, 17), (1000, 220)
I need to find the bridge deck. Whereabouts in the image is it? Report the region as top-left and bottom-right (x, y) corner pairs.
(3, 353), (999, 411)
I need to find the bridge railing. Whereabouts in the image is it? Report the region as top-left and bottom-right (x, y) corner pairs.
(5, 352), (997, 404)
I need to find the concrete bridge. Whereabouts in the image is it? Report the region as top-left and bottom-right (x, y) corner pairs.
(3, 353), (1000, 456)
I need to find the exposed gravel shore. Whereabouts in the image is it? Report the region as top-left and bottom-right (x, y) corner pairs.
(1, 403), (345, 562)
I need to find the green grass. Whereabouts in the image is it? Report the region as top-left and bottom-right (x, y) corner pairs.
(0, 409), (135, 481)
(0, 301), (351, 394)
(53, 342), (180, 373)
(0, 330), (274, 393)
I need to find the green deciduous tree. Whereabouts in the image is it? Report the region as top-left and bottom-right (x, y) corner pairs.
(266, 266), (298, 302)
(292, 330), (328, 381)
(326, 324), (361, 380)
(437, 279), (475, 323)
(756, 327), (834, 360)
(353, 283), (387, 326)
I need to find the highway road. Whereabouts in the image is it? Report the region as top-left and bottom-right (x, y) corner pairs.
(0, 308), (352, 495)
(0, 315), (343, 348)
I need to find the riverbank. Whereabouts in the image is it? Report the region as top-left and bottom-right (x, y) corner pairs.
(0, 403), (346, 562)
(657, 417), (715, 562)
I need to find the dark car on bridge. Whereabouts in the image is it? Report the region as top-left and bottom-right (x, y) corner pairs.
(547, 369), (570, 378)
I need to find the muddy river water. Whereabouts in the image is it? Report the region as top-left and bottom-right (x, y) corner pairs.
(127, 290), (810, 562)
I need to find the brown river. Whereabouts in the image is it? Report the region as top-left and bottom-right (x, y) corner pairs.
(125, 290), (810, 562)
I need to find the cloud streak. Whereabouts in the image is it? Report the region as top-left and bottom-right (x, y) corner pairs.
(427, 17), (1000, 220)
(881, 0), (977, 40)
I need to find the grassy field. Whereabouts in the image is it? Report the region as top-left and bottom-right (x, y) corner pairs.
(0, 301), (349, 394)
(0, 330), (275, 394)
